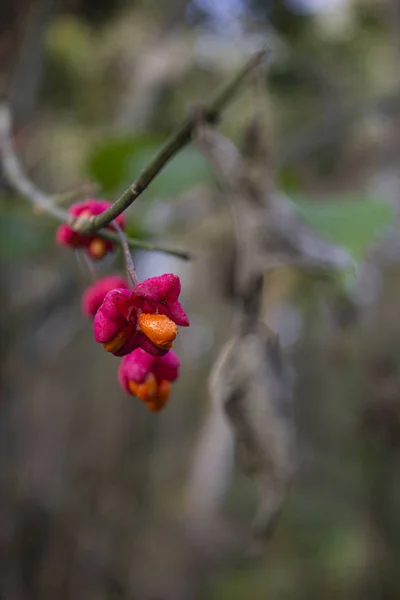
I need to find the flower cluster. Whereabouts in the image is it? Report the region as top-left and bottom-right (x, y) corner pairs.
(89, 273), (187, 411)
(118, 348), (180, 412)
(56, 199), (125, 260)
(56, 199), (188, 413)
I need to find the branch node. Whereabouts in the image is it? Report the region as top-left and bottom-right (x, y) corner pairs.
(131, 183), (143, 196)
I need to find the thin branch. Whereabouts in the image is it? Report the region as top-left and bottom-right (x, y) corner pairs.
(77, 47), (270, 234)
(0, 104), (68, 221)
(0, 104), (191, 260)
(112, 220), (139, 286)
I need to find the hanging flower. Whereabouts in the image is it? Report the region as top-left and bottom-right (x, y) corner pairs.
(93, 273), (189, 357)
(82, 275), (130, 317)
(56, 199), (126, 260)
(118, 348), (180, 412)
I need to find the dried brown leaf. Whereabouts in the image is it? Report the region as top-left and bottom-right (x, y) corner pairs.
(209, 324), (295, 540)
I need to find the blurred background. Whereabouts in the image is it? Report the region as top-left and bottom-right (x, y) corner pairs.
(1, 0), (400, 598)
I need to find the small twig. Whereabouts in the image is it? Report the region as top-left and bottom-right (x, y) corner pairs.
(77, 47), (271, 234)
(112, 220), (139, 286)
(0, 103), (191, 260)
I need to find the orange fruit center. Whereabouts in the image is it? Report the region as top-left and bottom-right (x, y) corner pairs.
(88, 238), (107, 259)
(138, 313), (177, 350)
(128, 376), (171, 412)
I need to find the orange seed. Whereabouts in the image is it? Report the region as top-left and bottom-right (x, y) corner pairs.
(88, 238), (107, 259)
(138, 313), (177, 351)
(103, 329), (128, 353)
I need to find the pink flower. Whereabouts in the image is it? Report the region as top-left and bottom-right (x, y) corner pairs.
(82, 276), (130, 317)
(56, 199), (126, 260)
(118, 349), (180, 412)
(131, 273), (189, 326)
(93, 273), (189, 357)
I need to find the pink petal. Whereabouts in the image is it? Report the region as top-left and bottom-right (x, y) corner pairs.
(131, 273), (181, 304)
(86, 199), (112, 215)
(121, 349), (154, 384)
(93, 288), (133, 343)
(101, 288), (133, 321)
(69, 202), (87, 217)
(162, 273), (181, 302)
(159, 300), (190, 327)
(153, 350), (180, 382)
(93, 307), (125, 343)
(56, 224), (80, 246)
(70, 199), (109, 217)
(82, 276), (129, 317)
(130, 280), (160, 304)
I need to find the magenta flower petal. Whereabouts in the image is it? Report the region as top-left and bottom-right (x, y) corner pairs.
(93, 288), (134, 343)
(69, 202), (87, 217)
(118, 349), (151, 391)
(56, 223), (80, 246)
(84, 200), (110, 216)
(71, 199), (110, 217)
(157, 300), (190, 327)
(93, 308), (125, 343)
(158, 273), (181, 301)
(131, 273), (188, 326)
(100, 288), (132, 321)
(82, 276), (129, 317)
(153, 351), (180, 382)
(132, 273), (180, 304)
(120, 349), (154, 385)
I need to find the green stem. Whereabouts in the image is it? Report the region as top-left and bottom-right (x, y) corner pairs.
(99, 228), (193, 260)
(79, 47), (270, 233)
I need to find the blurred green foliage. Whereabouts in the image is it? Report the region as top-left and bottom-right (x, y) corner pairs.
(87, 135), (213, 198)
(294, 195), (394, 260)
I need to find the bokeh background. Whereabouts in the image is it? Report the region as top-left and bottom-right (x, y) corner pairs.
(1, 0), (400, 598)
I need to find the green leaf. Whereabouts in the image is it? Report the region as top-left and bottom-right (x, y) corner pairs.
(87, 135), (212, 198)
(292, 195), (394, 260)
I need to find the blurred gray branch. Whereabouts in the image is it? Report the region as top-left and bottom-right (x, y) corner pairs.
(195, 122), (351, 296)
